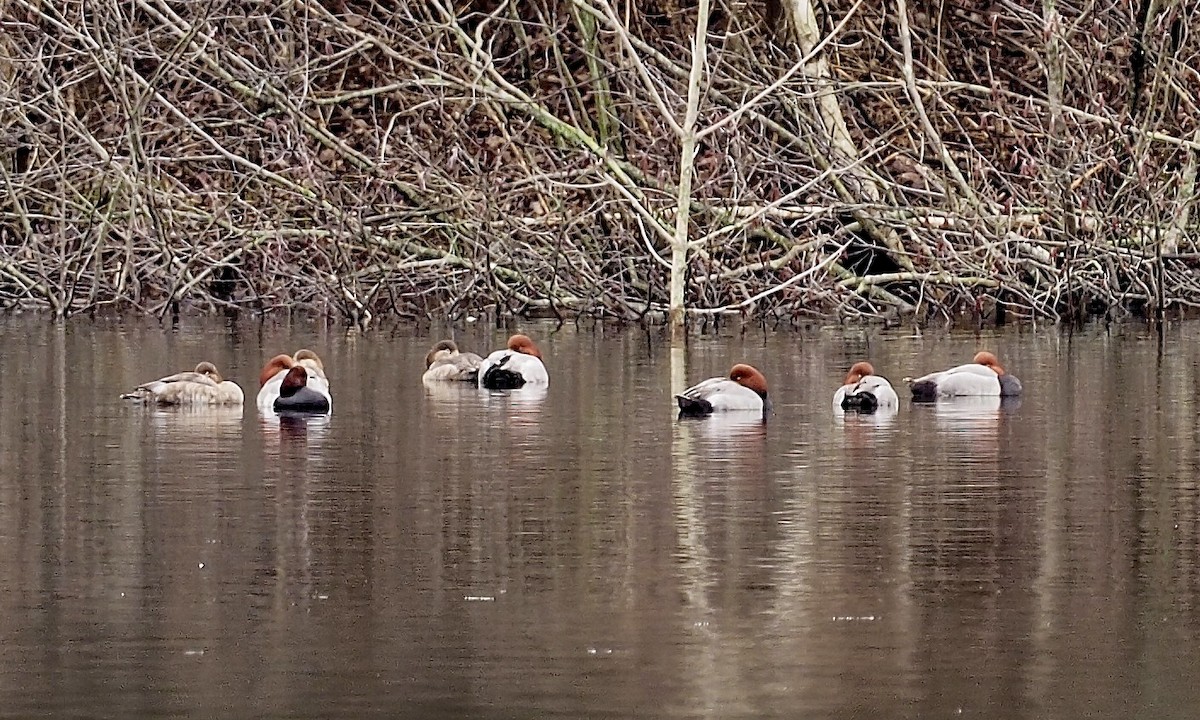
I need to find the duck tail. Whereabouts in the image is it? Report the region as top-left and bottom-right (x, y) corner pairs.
(910, 379), (938, 402)
(675, 395), (713, 417)
(840, 392), (880, 413)
(481, 365), (526, 390)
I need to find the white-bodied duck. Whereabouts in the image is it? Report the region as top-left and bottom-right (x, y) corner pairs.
(423, 340), (483, 383)
(909, 351), (1022, 400)
(478, 334), (549, 389)
(676, 363), (770, 417)
(121, 361), (244, 406)
(257, 349), (332, 413)
(833, 361), (898, 413)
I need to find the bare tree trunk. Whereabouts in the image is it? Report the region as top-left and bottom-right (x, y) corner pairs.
(1167, 128), (1200, 255)
(779, 0), (877, 200)
(1042, 0), (1074, 317)
(668, 0), (711, 337)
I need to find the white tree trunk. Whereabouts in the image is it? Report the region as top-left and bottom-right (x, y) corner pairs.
(668, 0), (711, 337)
(781, 0), (877, 201)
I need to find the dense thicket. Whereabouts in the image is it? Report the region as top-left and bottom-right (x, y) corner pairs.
(1, 0), (1198, 325)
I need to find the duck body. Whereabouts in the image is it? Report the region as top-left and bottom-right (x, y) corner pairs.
(910, 352), (1022, 400)
(272, 367), (331, 413)
(257, 350), (332, 412)
(832, 361), (898, 413)
(122, 362), (244, 406)
(423, 340), (483, 383)
(478, 334), (549, 389)
(676, 364), (770, 417)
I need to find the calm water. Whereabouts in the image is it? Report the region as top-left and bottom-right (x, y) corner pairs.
(0, 315), (1199, 719)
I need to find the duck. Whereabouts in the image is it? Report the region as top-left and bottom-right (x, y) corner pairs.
(676, 364), (770, 417)
(121, 362), (244, 406)
(909, 351), (1022, 400)
(257, 349), (332, 412)
(423, 340), (483, 383)
(833, 361), (898, 413)
(478, 334), (549, 389)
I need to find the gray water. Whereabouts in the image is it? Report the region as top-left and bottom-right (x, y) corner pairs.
(0, 315), (1198, 719)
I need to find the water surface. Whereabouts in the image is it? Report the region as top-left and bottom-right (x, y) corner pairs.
(0, 316), (1198, 718)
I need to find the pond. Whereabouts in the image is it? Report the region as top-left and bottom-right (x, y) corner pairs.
(0, 315), (1197, 719)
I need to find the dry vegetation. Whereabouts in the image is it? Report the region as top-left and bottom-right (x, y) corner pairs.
(1, 0), (1199, 326)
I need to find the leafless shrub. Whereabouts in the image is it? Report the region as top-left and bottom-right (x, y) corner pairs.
(0, 0), (1197, 325)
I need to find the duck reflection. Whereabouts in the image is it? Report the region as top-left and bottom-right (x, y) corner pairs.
(137, 405), (243, 454)
(256, 408), (336, 611)
(422, 375), (480, 403)
(677, 410), (768, 444)
(671, 405), (773, 652)
(832, 405), (899, 456)
(143, 404), (243, 427)
(672, 411), (769, 487)
(905, 393), (1027, 647)
(470, 385), (548, 454)
(259, 410), (330, 460)
(929, 396), (1022, 440)
(835, 404), (899, 428)
(425, 375), (547, 413)
(481, 384), (548, 407)
(479, 384), (548, 419)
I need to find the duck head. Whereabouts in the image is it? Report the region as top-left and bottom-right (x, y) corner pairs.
(279, 366), (308, 397)
(843, 361), (875, 385)
(292, 349), (325, 372)
(259, 354), (295, 387)
(507, 334), (542, 359)
(426, 340), (459, 368)
(729, 363), (769, 399)
(973, 351), (1005, 375)
(194, 361), (223, 383)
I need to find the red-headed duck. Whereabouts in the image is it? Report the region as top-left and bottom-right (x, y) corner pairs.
(423, 340), (483, 383)
(833, 361), (899, 413)
(257, 349), (332, 412)
(676, 363), (770, 416)
(121, 362), (244, 406)
(479, 334), (549, 389)
(910, 351), (1022, 400)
